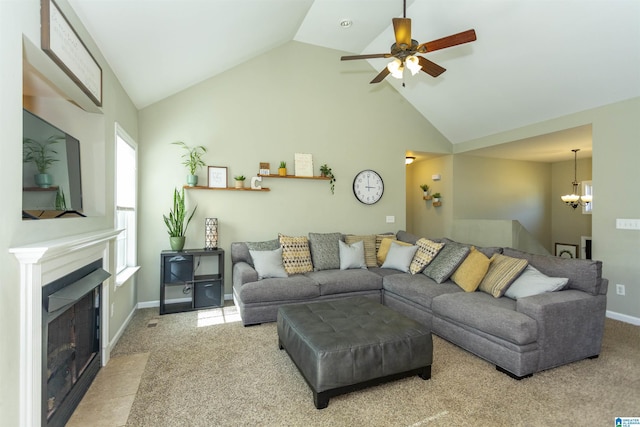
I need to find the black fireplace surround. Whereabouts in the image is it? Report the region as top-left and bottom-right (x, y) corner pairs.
(42, 259), (110, 427)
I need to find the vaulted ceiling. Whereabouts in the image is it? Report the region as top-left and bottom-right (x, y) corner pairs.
(68, 0), (640, 157)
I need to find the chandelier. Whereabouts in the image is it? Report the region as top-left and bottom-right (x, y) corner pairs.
(560, 149), (592, 209)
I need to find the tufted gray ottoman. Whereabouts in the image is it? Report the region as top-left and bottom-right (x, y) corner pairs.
(277, 297), (432, 409)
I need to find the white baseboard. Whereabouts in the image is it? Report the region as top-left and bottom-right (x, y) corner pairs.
(606, 310), (640, 326)
(107, 304), (137, 356)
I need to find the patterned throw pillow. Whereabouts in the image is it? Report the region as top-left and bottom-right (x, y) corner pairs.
(409, 238), (445, 274)
(278, 234), (313, 275)
(451, 247), (491, 292)
(345, 235), (377, 267)
(308, 232), (342, 271)
(478, 254), (528, 298)
(424, 242), (470, 283)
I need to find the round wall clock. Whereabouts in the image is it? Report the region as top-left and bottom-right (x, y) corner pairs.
(353, 169), (384, 205)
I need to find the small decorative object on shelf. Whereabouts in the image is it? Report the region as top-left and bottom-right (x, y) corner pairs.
(251, 176), (262, 190)
(204, 218), (218, 250)
(55, 188), (67, 210)
(432, 192), (442, 207)
(319, 164), (336, 194)
(294, 153), (313, 177)
(279, 161), (287, 176)
(172, 141), (207, 187)
(23, 135), (63, 188)
(420, 184), (430, 199)
(234, 175), (246, 189)
(163, 188), (197, 251)
(259, 162), (271, 176)
(207, 166), (228, 188)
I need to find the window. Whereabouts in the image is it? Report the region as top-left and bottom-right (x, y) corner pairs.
(582, 180), (593, 215)
(115, 124), (139, 283)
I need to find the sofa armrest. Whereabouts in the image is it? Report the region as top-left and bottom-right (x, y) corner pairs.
(516, 290), (606, 370)
(233, 261), (258, 288)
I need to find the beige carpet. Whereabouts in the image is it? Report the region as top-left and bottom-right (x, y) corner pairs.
(112, 307), (640, 426)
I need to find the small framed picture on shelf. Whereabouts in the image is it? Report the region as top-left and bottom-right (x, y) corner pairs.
(208, 166), (228, 188)
(259, 162), (270, 176)
(555, 243), (578, 259)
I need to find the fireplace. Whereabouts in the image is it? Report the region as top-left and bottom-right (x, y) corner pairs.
(11, 229), (120, 427)
(42, 259), (109, 427)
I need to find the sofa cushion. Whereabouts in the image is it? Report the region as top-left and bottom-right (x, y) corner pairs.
(246, 239), (280, 251)
(423, 242), (470, 283)
(344, 234), (377, 267)
(450, 247), (491, 292)
(305, 269), (382, 296)
(338, 240), (367, 270)
(396, 230), (421, 244)
(249, 247), (288, 279)
(308, 232), (342, 271)
(409, 238), (444, 274)
(383, 274), (462, 309)
(442, 238), (503, 258)
(502, 247), (602, 296)
(235, 275), (320, 304)
(432, 292), (538, 346)
(504, 265), (569, 299)
(478, 254), (528, 298)
(381, 242), (418, 272)
(279, 234), (314, 275)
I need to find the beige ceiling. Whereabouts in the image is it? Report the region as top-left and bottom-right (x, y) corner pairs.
(67, 0), (640, 158)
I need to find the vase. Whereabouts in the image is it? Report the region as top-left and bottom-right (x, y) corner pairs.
(35, 173), (52, 188)
(186, 174), (198, 187)
(278, 167), (287, 176)
(170, 236), (186, 251)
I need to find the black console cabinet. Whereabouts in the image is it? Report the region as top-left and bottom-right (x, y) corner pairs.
(160, 249), (224, 315)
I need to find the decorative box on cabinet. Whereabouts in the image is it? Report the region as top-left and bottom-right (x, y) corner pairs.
(160, 249), (224, 315)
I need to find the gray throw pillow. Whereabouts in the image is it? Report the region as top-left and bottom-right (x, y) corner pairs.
(504, 265), (568, 299)
(424, 242), (471, 283)
(308, 232), (342, 271)
(338, 240), (367, 270)
(249, 247), (288, 280)
(381, 242), (418, 272)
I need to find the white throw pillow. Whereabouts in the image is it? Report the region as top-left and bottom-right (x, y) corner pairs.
(381, 241), (418, 272)
(338, 240), (367, 270)
(504, 265), (568, 299)
(249, 247), (288, 279)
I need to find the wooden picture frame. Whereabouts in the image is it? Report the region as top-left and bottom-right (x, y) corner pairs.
(555, 243), (578, 259)
(41, 0), (103, 107)
(207, 166), (228, 188)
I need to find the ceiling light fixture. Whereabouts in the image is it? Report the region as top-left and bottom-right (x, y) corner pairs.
(560, 149), (592, 209)
(387, 55), (422, 80)
(405, 156), (415, 165)
(339, 19), (352, 28)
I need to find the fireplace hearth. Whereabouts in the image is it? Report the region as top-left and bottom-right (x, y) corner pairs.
(42, 259), (109, 427)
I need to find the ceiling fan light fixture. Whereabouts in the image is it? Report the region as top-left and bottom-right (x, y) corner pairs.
(387, 58), (404, 79)
(405, 55), (422, 75)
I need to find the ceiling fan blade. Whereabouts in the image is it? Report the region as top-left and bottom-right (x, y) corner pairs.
(418, 29), (477, 53)
(418, 56), (446, 77)
(341, 53), (391, 61)
(392, 17), (412, 48)
(370, 67), (391, 84)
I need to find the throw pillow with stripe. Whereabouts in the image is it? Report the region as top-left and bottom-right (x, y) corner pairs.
(478, 253), (528, 297)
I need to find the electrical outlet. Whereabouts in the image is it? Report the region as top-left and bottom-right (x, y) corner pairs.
(111, 303), (115, 317)
(616, 284), (626, 296)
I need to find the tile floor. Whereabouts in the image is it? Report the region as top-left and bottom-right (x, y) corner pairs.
(67, 303), (240, 426)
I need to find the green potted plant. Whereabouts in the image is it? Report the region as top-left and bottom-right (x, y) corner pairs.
(419, 184), (430, 198)
(319, 164), (336, 195)
(278, 161), (287, 176)
(23, 135), (63, 188)
(432, 192), (442, 204)
(163, 188), (197, 251)
(172, 141), (207, 187)
(234, 175), (246, 189)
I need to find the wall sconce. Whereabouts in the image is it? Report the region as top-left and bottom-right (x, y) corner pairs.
(205, 218), (218, 250)
(405, 156), (415, 165)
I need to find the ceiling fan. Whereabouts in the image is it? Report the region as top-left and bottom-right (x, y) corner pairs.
(341, 0), (477, 84)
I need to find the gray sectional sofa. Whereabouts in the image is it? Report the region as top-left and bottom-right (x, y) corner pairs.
(231, 231), (608, 378)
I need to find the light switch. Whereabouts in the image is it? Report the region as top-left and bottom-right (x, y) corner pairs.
(386, 216), (395, 223)
(616, 219), (640, 230)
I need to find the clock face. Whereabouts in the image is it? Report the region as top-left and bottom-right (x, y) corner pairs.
(353, 170), (384, 205)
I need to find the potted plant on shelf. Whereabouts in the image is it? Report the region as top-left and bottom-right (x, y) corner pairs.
(432, 193), (442, 205)
(23, 135), (63, 188)
(278, 161), (287, 176)
(163, 188), (197, 251)
(234, 175), (246, 188)
(319, 164), (336, 195)
(172, 141), (207, 187)
(420, 184), (430, 198)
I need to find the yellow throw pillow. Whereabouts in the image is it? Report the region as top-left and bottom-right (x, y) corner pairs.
(409, 238), (445, 274)
(377, 238), (412, 266)
(451, 247), (491, 292)
(278, 234), (313, 275)
(479, 254), (528, 297)
(345, 234), (377, 268)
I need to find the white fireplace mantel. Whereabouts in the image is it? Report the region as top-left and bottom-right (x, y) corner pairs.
(10, 229), (120, 427)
